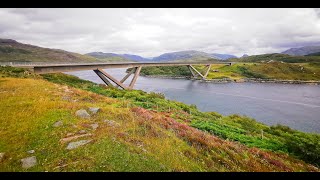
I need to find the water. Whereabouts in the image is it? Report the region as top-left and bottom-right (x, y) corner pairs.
(67, 68), (320, 134)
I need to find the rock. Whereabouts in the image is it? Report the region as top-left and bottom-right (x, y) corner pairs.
(78, 130), (87, 134)
(235, 79), (245, 83)
(21, 156), (37, 169)
(27, 150), (35, 154)
(61, 96), (71, 101)
(53, 121), (63, 127)
(90, 123), (99, 130)
(60, 134), (92, 143)
(75, 109), (90, 119)
(66, 133), (75, 137)
(66, 140), (92, 150)
(0, 152), (5, 161)
(104, 120), (120, 127)
(88, 107), (100, 114)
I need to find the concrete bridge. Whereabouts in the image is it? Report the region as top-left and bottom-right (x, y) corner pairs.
(28, 62), (234, 90)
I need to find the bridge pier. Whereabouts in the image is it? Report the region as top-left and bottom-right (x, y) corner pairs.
(93, 66), (142, 90)
(187, 65), (211, 80)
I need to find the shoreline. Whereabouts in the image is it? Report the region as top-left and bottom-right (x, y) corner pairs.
(141, 75), (320, 85)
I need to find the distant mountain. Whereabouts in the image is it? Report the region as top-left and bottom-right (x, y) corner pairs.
(86, 52), (147, 62)
(152, 50), (220, 61)
(241, 54), (249, 58)
(122, 54), (147, 61)
(0, 38), (100, 63)
(211, 53), (237, 60)
(87, 50), (223, 62)
(281, 46), (320, 56)
(306, 52), (320, 56)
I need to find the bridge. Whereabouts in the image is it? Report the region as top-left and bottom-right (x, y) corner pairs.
(26, 62), (234, 90)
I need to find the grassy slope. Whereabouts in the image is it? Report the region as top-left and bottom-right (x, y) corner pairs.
(205, 62), (320, 80)
(230, 53), (320, 63)
(138, 62), (320, 81)
(137, 66), (192, 77)
(0, 39), (129, 63)
(0, 67), (319, 172)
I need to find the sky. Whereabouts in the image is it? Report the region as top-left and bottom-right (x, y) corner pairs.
(0, 8), (320, 57)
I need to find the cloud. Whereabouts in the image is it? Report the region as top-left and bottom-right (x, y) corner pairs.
(0, 8), (319, 57)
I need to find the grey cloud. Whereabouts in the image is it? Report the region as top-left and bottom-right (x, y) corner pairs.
(0, 8), (319, 57)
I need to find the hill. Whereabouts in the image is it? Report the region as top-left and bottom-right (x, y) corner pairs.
(87, 51), (237, 62)
(152, 50), (221, 61)
(0, 39), (101, 63)
(86, 52), (144, 62)
(232, 53), (320, 63)
(0, 66), (319, 171)
(282, 46), (320, 56)
(211, 53), (237, 60)
(131, 62), (320, 81)
(306, 52), (320, 56)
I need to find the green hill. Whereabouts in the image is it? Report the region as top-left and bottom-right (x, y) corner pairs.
(0, 66), (319, 172)
(231, 53), (320, 63)
(0, 39), (127, 63)
(132, 62), (320, 81)
(306, 52), (320, 56)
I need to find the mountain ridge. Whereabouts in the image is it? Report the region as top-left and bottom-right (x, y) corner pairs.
(281, 45), (320, 56)
(0, 38), (100, 63)
(87, 50), (238, 62)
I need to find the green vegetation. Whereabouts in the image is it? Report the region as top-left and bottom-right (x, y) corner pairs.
(0, 66), (319, 171)
(306, 52), (320, 56)
(191, 116), (320, 167)
(231, 53), (320, 63)
(0, 39), (99, 63)
(40, 68), (320, 167)
(129, 66), (192, 77)
(136, 62), (320, 81)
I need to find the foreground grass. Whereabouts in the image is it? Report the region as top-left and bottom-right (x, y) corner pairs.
(0, 66), (319, 171)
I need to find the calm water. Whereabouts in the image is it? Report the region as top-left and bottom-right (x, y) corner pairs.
(67, 68), (320, 133)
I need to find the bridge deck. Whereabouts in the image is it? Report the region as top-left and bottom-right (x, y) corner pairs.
(29, 62), (234, 74)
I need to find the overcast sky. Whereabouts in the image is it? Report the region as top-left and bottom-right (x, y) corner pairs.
(0, 8), (320, 57)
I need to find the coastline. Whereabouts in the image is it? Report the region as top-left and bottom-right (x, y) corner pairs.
(141, 75), (320, 85)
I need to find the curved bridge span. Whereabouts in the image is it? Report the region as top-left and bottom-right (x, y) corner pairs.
(28, 62), (235, 90)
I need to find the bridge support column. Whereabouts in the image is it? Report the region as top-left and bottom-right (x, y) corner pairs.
(187, 65), (197, 78)
(93, 66), (142, 90)
(203, 64), (211, 79)
(94, 68), (128, 89)
(188, 65), (211, 80)
(188, 65), (205, 79)
(93, 69), (114, 87)
(129, 66), (142, 90)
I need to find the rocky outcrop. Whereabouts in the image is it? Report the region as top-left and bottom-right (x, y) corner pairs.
(21, 156), (37, 169)
(75, 109), (91, 119)
(66, 140), (92, 150)
(53, 121), (63, 127)
(88, 107), (100, 114)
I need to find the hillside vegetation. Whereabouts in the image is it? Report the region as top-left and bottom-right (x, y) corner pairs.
(0, 66), (319, 171)
(135, 62), (320, 81)
(131, 66), (192, 77)
(231, 53), (320, 63)
(85, 52), (137, 62)
(0, 39), (99, 63)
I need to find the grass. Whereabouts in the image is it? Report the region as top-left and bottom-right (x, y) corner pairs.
(231, 53), (320, 63)
(0, 66), (319, 172)
(136, 62), (320, 81)
(0, 39), (100, 63)
(131, 66), (192, 77)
